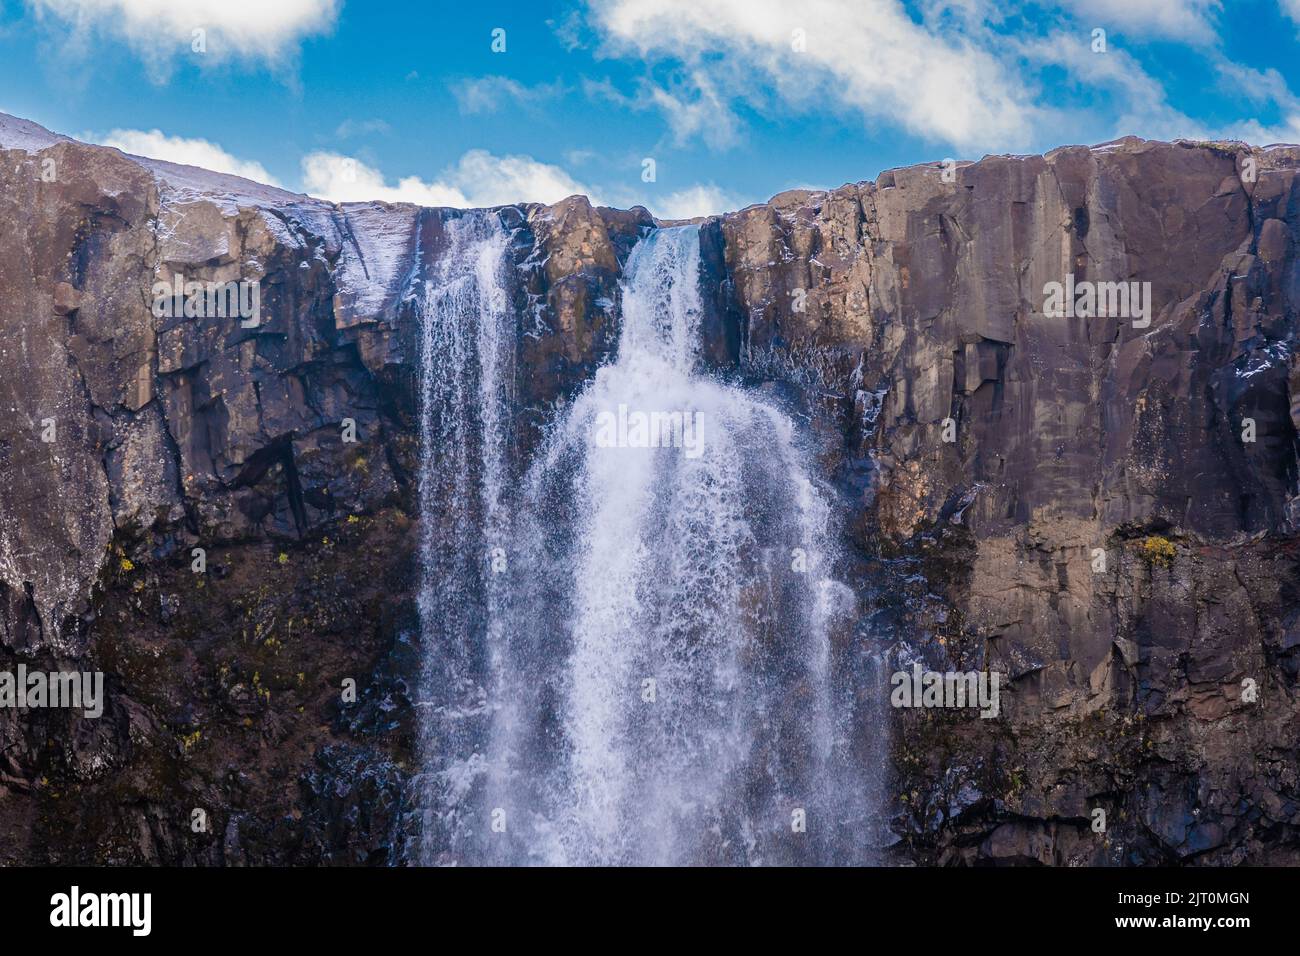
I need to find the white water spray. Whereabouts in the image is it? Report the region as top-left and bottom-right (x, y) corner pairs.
(482, 225), (864, 865)
(414, 211), (513, 864)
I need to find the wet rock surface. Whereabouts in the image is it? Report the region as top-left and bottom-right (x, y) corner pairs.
(0, 114), (1297, 864)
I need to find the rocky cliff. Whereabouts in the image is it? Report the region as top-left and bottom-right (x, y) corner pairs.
(1, 112), (1296, 864)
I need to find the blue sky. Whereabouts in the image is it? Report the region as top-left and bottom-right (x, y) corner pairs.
(3, 0), (1300, 217)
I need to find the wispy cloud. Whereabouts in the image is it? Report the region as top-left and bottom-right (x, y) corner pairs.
(451, 75), (567, 114)
(28, 0), (339, 78)
(1056, 0), (1222, 44)
(1208, 60), (1300, 144)
(583, 73), (742, 151)
(334, 117), (391, 139)
(580, 0), (1300, 155)
(582, 0), (1045, 152)
(1012, 32), (1205, 144)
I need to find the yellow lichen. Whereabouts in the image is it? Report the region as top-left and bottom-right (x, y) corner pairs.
(1140, 535), (1176, 567)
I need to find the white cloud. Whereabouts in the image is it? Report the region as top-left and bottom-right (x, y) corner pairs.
(301, 150), (601, 208)
(583, 0), (1044, 152)
(1217, 115), (1300, 146)
(648, 72), (741, 150)
(580, 0), (1298, 155)
(583, 74), (740, 150)
(334, 118), (390, 139)
(650, 184), (746, 220)
(29, 0), (338, 67)
(1058, 0), (1221, 43)
(451, 150), (598, 206)
(298, 149), (750, 217)
(564, 148), (598, 166)
(1013, 34), (1300, 148)
(1014, 33), (1206, 143)
(301, 153), (468, 206)
(95, 127), (282, 184)
(452, 76), (565, 114)
(1208, 61), (1300, 144)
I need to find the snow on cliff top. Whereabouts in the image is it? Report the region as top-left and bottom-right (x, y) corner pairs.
(0, 111), (325, 211)
(136, 154), (316, 210)
(0, 112), (72, 152)
(0, 111), (427, 321)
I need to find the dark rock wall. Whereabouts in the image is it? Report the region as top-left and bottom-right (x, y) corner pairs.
(0, 119), (1297, 864)
(719, 139), (1300, 864)
(0, 128), (642, 863)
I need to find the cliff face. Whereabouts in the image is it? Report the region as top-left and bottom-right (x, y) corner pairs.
(0, 113), (1296, 864)
(720, 142), (1300, 863)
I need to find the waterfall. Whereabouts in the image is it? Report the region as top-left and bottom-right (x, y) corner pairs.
(415, 220), (878, 865)
(476, 224), (870, 865)
(414, 210), (513, 865)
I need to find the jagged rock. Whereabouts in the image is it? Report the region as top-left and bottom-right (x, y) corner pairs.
(1, 112), (1297, 864)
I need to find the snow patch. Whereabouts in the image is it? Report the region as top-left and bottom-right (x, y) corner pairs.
(0, 112), (70, 153)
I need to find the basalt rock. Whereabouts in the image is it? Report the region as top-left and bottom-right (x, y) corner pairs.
(0, 112), (1297, 864)
(718, 138), (1300, 865)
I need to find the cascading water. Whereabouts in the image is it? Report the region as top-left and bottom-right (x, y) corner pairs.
(414, 210), (514, 865)
(415, 219), (879, 865)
